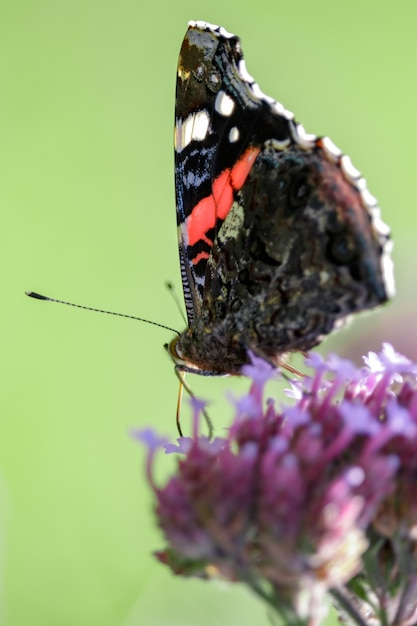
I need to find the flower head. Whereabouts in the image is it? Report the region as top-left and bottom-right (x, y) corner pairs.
(137, 344), (417, 625)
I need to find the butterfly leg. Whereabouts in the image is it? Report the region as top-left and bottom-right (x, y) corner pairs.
(280, 360), (305, 378)
(246, 345), (306, 379)
(174, 366), (214, 439)
(175, 370), (185, 437)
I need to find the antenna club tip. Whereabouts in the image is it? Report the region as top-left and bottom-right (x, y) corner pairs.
(25, 291), (49, 300)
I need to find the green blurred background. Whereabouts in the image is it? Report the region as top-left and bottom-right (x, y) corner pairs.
(2, 1), (416, 624)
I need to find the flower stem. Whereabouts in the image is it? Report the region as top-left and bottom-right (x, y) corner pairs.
(330, 587), (369, 626)
(244, 576), (307, 626)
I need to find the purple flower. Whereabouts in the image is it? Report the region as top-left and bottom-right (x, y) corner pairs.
(136, 345), (417, 625)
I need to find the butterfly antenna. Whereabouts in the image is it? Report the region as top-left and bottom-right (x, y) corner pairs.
(25, 291), (180, 336)
(165, 281), (187, 325)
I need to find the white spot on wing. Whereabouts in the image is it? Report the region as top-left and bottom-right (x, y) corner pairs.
(381, 240), (395, 298)
(372, 212), (391, 237)
(175, 110), (210, 153)
(340, 155), (361, 182)
(238, 59), (254, 83)
(359, 187), (378, 208)
(188, 21), (234, 39)
(291, 123), (317, 149)
(251, 82), (267, 100)
(272, 101), (294, 121)
(238, 52), (295, 123)
(229, 127), (239, 143)
(355, 177), (366, 191)
(265, 138), (291, 151)
(219, 25), (234, 38)
(321, 136), (342, 162)
(320, 270), (330, 284)
(192, 110), (210, 141)
(215, 91), (235, 117)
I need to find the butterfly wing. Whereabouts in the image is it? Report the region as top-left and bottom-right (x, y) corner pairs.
(174, 21), (295, 325)
(204, 141), (393, 360)
(174, 21), (394, 373)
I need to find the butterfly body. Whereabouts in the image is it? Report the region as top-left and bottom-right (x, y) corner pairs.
(171, 21), (393, 376)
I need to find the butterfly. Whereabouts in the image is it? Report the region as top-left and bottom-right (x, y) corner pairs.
(26, 21), (394, 437)
(167, 21), (393, 392)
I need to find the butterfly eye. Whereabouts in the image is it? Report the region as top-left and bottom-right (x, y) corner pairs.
(288, 173), (310, 209)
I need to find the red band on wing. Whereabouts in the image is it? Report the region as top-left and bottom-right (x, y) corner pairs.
(193, 250), (210, 265)
(187, 146), (260, 251)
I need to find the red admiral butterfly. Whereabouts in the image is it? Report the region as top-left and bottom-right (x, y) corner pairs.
(26, 21), (394, 436)
(167, 21), (394, 378)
